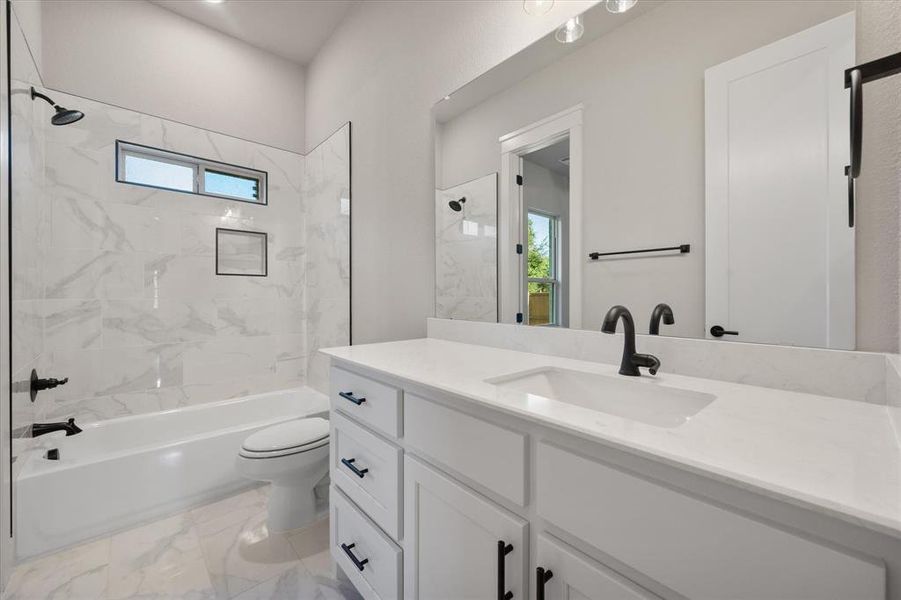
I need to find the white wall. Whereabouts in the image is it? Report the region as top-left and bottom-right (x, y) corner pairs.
(37, 0), (306, 153)
(304, 0), (598, 344)
(856, 0), (901, 352)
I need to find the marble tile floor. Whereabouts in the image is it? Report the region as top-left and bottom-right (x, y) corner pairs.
(4, 485), (362, 600)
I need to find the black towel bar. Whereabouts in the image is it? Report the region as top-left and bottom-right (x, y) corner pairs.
(589, 244), (690, 260)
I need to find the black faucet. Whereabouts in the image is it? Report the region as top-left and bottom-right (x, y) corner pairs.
(601, 305), (661, 376)
(32, 418), (82, 437)
(649, 303), (675, 335)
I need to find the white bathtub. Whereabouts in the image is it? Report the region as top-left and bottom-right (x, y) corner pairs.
(16, 386), (328, 559)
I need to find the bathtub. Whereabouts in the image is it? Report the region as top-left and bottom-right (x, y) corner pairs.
(16, 386), (328, 559)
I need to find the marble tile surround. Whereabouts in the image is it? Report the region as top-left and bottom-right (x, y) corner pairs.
(3, 485), (361, 600)
(427, 318), (892, 405)
(10, 10), (49, 466)
(435, 173), (498, 322)
(11, 82), (351, 426)
(304, 125), (351, 393)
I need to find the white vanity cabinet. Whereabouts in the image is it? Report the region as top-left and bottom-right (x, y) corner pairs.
(328, 364), (889, 600)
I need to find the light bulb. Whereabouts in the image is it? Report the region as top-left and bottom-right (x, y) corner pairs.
(555, 15), (584, 44)
(523, 0), (554, 16)
(605, 0), (637, 14)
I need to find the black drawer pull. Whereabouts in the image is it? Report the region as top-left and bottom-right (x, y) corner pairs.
(536, 567), (554, 600)
(341, 457), (369, 478)
(339, 391), (366, 405)
(340, 542), (369, 571)
(497, 540), (514, 600)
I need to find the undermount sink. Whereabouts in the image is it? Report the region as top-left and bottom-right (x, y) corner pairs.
(487, 367), (715, 428)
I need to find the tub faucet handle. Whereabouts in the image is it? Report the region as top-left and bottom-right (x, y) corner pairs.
(30, 369), (69, 402)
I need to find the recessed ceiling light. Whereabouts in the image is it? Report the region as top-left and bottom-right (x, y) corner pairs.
(555, 15), (584, 44)
(606, 0), (637, 14)
(205, 0), (225, 4)
(443, 95), (451, 101)
(523, 0), (554, 16)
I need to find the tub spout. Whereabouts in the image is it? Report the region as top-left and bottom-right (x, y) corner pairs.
(32, 418), (82, 437)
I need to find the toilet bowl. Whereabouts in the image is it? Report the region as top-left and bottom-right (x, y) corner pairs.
(236, 417), (330, 532)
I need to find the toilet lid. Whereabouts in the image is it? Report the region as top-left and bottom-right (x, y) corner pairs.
(241, 418), (329, 453)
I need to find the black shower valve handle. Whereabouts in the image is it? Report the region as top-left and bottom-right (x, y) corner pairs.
(29, 369), (69, 403)
(33, 376), (69, 391)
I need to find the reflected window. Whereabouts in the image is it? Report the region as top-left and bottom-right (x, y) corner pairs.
(527, 211), (560, 326)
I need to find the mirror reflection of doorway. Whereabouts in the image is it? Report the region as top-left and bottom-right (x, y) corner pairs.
(521, 137), (570, 327)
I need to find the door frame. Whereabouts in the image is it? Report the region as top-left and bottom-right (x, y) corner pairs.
(498, 105), (583, 328)
(704, 12), (855, 349)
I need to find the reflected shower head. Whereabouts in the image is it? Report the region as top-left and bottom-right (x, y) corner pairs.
(31, 87), (85, 126)
(449, 197), (466, 212)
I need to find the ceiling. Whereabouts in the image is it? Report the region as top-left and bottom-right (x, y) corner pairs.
(524, 139), (570, 176)
(151, 0), (360, 65)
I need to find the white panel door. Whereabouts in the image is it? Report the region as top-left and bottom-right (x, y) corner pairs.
(403, 456), (528, 600)
(705, 12), (854, 349)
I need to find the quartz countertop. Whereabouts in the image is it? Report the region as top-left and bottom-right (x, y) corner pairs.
(321, 338), (901, 539)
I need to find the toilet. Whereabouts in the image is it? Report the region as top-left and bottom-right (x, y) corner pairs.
(236, 417), (330, 532)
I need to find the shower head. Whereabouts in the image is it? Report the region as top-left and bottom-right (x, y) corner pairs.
(30, 87), (85, 126)
(51, 108), (85, 126)
(448, 197), (466, 212)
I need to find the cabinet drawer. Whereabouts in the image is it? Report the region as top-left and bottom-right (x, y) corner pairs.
(332, 367), (402, 438)
(404, 394), (527, 506)
(331, 411), (402, 539)
(536, 443), (885, 600)
(536, 533), (659, 600)
(331, 487), (402, 600)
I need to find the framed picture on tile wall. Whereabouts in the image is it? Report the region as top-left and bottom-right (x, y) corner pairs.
(215, 228), (268, 277)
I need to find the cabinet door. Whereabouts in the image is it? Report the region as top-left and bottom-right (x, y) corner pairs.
(535, 534), (658, 600)
(404, 456), (528, 600)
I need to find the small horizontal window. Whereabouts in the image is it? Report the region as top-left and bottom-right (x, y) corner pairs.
(116, 141), (267, 205)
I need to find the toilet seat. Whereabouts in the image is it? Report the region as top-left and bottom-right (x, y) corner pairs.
(239, 418), (329, 459)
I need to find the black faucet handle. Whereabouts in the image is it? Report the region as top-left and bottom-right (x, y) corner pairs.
(633, 353), (661, 376)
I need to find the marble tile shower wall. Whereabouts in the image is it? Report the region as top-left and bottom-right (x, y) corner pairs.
(23, 89), (310, 425)
(303, 124), (351, 393)
(435, 173), (498, 322)
(10, 16), (49, 464)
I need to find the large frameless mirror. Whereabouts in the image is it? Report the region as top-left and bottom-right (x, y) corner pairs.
(433, 0), (901, 352)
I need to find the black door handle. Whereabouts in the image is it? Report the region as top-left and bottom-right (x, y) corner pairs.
(536, 567), (554, 600)
(710, 325), (739, 337)
(341, 457), (369, 478)
(340, 542), (369, 571)
(339, 391), (366, 406)
(497, 540), (514, 600)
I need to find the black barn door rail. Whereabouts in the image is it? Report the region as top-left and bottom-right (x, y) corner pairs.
(844, 50), (901, 227)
